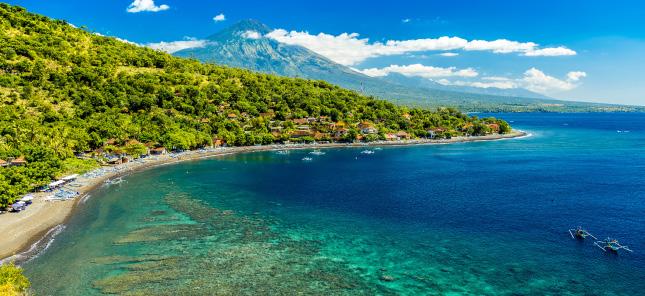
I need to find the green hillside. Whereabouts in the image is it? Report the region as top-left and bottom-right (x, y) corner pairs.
(0, 4), (510, 207)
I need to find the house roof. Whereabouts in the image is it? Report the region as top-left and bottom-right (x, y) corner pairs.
(291, 130), (313, 137)
(12, 156), (27, 163)
(396, 131), (409, 136)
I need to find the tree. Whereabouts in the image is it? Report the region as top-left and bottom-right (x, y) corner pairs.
(0, 263), (30, 295)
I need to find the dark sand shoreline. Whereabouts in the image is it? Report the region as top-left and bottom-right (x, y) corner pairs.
(0, 130), (527, 262)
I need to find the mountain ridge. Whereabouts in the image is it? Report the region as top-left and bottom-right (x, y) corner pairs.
(175, 20), (641, 112)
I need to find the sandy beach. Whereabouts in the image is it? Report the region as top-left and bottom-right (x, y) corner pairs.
(0, 130), (526, 261)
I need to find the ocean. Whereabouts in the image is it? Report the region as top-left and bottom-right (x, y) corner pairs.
(23, 113), (645, 295)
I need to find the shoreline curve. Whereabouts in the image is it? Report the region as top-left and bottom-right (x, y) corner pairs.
(0, 130), (526, 262)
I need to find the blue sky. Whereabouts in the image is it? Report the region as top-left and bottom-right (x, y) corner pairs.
(7, 0), (645, 105)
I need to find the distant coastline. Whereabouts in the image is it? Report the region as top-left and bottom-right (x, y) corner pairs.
(0, 130), (525, 262)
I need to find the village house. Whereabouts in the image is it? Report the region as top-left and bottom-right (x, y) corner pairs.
(227, 113), (237, 119)
(357, 122), (378, 134)
(428, 128), (446, 139)
(290, 130), (313, 138)
(334, 128), (349, 138)
(105, 138), (117, 146)
(10, 156), (27, 166)
(292, 118), (308, 125)
(361, 126), (378, 134)
(487, 123), (500, 133)
(396, 131), (411, 140)
(213, 139), (225, 147)
(0, 159), (7, 167)
(150, 147), (167, 155)
(385, 133), (398, 141)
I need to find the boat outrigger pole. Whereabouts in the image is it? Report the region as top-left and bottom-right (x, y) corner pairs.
(594, 238), (633, 253)
(569, 226), (597, 240)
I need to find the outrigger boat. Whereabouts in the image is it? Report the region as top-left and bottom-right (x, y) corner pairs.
(569, 226), (596, 240)
(594, 238), (633, 253)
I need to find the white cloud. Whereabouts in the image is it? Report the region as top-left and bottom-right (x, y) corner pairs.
(114, 37), (139, 46)
(145, 39), (209, 53)
(265, 29), (576, 65)
(241, 30), (261, 40)
(402, 18), (411, 23)
(437, 68), (587, 94)
(524, 47), (576, 57)
(213, 14), (226, 22)
(439, 52), (459, 57)
(356, 64), (478, 79)
(439, 79), (517, 90)
(521, 68), (579, 93)
(567, 71), (587, 81)
(127, 0), (169, 13)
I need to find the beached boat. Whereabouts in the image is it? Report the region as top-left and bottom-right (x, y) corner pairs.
(11, 201), (27, 212)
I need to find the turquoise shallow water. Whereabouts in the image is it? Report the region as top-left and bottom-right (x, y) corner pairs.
(23, 113), (645, 295)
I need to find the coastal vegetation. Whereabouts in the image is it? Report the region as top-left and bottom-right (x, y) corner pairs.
(0, 3), (510, 208)
(0, 263), (30, 295)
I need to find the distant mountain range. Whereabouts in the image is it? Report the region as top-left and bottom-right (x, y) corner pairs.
(176, 20), (643, 112)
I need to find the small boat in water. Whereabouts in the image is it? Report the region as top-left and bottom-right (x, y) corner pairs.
(104, 177), (125, 186)
(275, 150), (289, 155)
(309, 150), (326, 156)
(594, 238), (633, 254)
(569, 226), (596, 240)
(360, 150), (375, 155)
(302, 157), (313, 161)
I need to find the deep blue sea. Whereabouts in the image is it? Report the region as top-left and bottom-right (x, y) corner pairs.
(23, 113), (645, 295)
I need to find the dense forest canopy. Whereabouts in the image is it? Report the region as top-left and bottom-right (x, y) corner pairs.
(0, 4), (510, 207)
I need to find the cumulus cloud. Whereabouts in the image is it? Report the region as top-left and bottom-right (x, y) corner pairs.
(438, 79), (517, 89)
(114, 37), (139, 46)
(439, 52), (459, 57)
(524, 47), (576, 57)
(213, 14), (226, 22)
(521, 68), (581, 93)
(265, 29), (576, 65)
(145, 38), (209, 53)
(356, 64), (478, 79)
(241, 30), (262, 40)
(127, 0), (169, 13)
(567, 71), (587, 81)
(438, 68), (587, 94)
(402, 18), (411, 23)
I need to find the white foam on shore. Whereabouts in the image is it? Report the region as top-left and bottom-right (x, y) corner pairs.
(0, 224), (66, 266)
